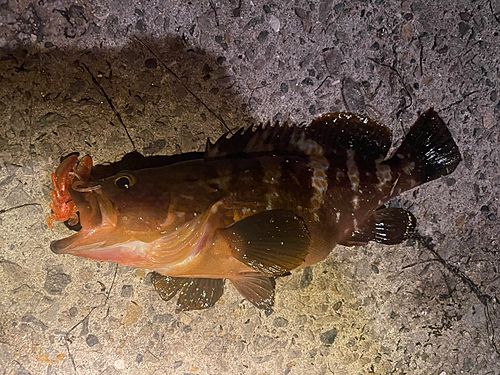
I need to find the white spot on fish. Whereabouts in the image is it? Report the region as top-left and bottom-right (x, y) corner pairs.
(346, 149), (360, 192)
(352, 195), (360, 209)
(214, 175), (232, 190)
(265, 191), (279, 210)
(335, 170), (345, 182)
(308, 155), (329, 210)
(375, 163), (393, 191)
(291, 132), (324, 156)
(241, 207), (252, 215)
(403, 161), (416, 175)
(262, 161), (281, 210)
(335, 212), (341, 223)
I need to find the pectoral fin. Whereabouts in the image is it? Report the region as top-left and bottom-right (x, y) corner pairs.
(222, 209), (310, 275)
(341, 208), (417, 246)
(150, 272), (224, 312)
(230, 274), (276, 310)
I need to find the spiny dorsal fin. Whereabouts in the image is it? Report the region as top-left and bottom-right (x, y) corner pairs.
(205, 113), (392, 161)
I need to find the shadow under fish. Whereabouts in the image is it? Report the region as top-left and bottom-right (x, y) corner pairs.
(47, 108), (461, 312)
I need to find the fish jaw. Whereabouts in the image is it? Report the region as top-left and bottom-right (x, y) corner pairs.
(50, 234), (154, 268)
(50, 209), (214, 271)
(50, 155), (124, 259)
(50, 187), (153, 268)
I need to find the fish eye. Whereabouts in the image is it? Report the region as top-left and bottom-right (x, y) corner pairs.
(114, 174), (136, 189)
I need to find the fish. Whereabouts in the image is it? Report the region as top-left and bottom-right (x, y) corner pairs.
(48, 108), (461, 312)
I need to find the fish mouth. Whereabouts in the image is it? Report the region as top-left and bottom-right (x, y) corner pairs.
(49, 155), (118, 255)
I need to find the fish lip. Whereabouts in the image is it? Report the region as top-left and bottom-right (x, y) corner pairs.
(50, 239), (62, 254)
(50, 239), (72, 254)
(50, 232), (85, 255)
(50, 221), (112, 255)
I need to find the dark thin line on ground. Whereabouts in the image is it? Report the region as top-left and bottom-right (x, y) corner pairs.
(0, 203), (41, 215)
(133, 36), (231, 134)
(64, 339), (78, 374)
(65, 307), (98, 340)
(62, 263), (120, 372)
(13, 361), (33, 375)
(485, 303), (500, 354)
(105, 264), (118, 305)
(419, 45), (423, 77)
(367, 54), (412, 116)
(314, 75), (333, 93)
(415, 234), (491, 305)
(81, 62), (136, 150)
(439, 90), (479, 112)
(209, 0), (220, 26)
(414, 233), (500, 354)
(28, 53), (38, 160)
(401, 258), (437, 269)
(489, 0), (500, 24)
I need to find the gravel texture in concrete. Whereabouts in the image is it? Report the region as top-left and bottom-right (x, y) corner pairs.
(1, 0), (499, 374)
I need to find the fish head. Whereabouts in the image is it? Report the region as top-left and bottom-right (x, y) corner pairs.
(50, 155), (173, 266)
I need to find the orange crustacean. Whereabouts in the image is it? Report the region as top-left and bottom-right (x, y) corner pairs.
(47, 154), (93, 228)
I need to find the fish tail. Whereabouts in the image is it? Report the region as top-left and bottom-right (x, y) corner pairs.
(386, 108), (461, 190)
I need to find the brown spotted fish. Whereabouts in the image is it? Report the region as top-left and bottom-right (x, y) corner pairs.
(48, 109), (461, 312)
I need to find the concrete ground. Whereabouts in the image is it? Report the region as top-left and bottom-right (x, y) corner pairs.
(1, 0), (499, 374)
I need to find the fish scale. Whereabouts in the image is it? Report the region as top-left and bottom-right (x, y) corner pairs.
(48, 108), (461, 312)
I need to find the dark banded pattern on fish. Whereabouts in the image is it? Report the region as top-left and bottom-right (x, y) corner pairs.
(49, 109), (461, 312)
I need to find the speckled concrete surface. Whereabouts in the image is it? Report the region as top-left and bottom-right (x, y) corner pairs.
(1, 0), (499, 374)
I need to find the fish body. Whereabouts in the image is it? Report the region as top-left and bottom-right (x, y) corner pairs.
(49, 109), (461, 311)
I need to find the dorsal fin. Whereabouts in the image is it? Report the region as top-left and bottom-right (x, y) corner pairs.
(205, 113), (392, 161)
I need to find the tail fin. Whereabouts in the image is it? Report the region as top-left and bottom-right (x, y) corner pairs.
(387, 108), (461, 185)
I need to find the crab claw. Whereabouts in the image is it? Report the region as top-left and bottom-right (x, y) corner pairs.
(54, 154), (79, 194)
(74, 155), (92, 182)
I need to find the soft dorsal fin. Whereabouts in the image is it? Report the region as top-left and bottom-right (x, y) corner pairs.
(205, 113), (392, 161)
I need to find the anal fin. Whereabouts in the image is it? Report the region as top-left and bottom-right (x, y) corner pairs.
(230, 274), (276, 310)
(341, 208), (417, 246)
(150, 272), (224, 312)
(222, 209), (310, 275)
